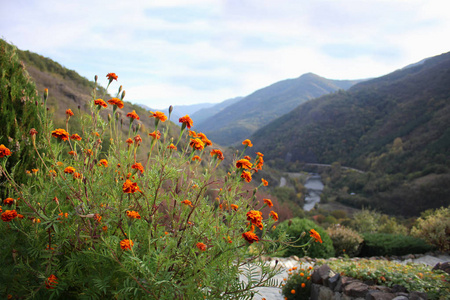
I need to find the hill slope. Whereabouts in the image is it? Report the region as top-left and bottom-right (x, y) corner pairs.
(195, 73), (360, 145)
(190, 97), (243, 124)
(251, 52), (450, 216)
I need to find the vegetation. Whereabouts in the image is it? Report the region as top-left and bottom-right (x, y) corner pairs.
(411, 206), (450, 252)
(326, 225), (363, 257)
(281, 264), (314, 300)
(359, 233), (435, 257)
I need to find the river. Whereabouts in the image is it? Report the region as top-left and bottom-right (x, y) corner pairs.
(303, 174), (324, 211)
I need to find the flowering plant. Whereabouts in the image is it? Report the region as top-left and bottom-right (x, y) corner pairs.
(0, 74), (287, 299)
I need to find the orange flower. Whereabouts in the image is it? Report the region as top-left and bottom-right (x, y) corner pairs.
(0, 145), (12, 158)
(122, 179), (140, 194)
(244, 155), (252, 160)
(241, 170), (252, 183)
(236, 159), (252, 169)
(256, 156), (264, 170)
(242, 230), (259, 244)
(134, 134), (142, 145)
(51, 129), (69, 141)
(188, 130), (197, 137)
(66, 109), (74, 117)
(196, 242), (207, 251)
(291, 289), (296, 294)
(126, 210), (141, 219)
(167, 143), (177, 150)
(49, 170), (57, 177)
(301, 283), (306, 288)
(261, 178), (268, 186)
(197, 133), (212, 146)
(269, 211), (278, 221)
(64, 166), (76, 174)
(256, 152), (264, 157)
(231, 204), (238, 211)
(70, 133), (82, 141)
(179, 115), (193, 129)
(210, 149), (224, 160)
(102, 225), (108, 232)
(68, 150), (76, 156)
(85, 149), (93, 156)
(30, 128), (38, 136)
(0, 206), (2, 213)
(126, 110), (140, 120)
(120, 239), (134, 251)
(98, 159), (108, 167)
(45, 274), (58, 289)
(300, 272), (304, 277)
(131, 162), (144, 173)
(263, 198), (273, 207)
(94, 214), (102, 223)
(3, 198), (14, 205)
(189, 138), (204, 151)
(181, 200), (193, 207)
(106, 72), (118, 81)
(126, 138), (133, 145)
(310, 229), (323, 243)
(246, 210), (263, 230)
(242, 139), (253, 147)
(107, 98), (124, 109)
(148, 130), (161, 140)
(1, 210), (18, 222)
(94, 98), (108, 108)
(150, 111), (167, 122)
(192, 155), (201, 162)
(73, 172), (82, 179)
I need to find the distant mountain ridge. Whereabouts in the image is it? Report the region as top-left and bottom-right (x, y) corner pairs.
(195, 73), (362, 145)
(191, 97), (243, 124)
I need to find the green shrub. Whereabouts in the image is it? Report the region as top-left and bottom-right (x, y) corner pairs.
(281, 264), (314, 300)
(411, 206), (450, 252)
(360, 233), (435, 257)
(326, 225), (363, 257)
(272, 218), (335, 258)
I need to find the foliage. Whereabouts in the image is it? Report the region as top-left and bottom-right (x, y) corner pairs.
(349, 208), (408, 235)
(0, 39), (42, 198)
(281, 264), (314, 300)
(272, 218), (334, 258)
(326, 225), (363, 257)
(317, 259), (450, 300)
(359, 233), (435, 257)
(411, 206), (450, 252)
(0, 75), (292, 299)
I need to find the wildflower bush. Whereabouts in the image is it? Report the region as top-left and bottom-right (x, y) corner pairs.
(326, 225), (363, 257)
(359, 233), (435, 257)
(411, 206), (450, 252)
(281, 264), (314, 300)
(272, 218), (335, 258)
(317, 259), (450, 300)
(0, 74), (289, 299)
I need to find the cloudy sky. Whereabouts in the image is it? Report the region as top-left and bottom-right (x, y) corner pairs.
(2, 0), (449, 109)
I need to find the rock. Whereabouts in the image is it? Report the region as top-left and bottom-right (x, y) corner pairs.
(409, 291), (428, 300)
(391, 285), (408, 294)
(343, 281), (369, 298)
(290, 255), (300, 261)
(365, 290), (395, 300)
(392, 297), (409, 300)
(432, 261), (450, 274)
(327, 273), (340, 291)
(312, 264), (332, 284)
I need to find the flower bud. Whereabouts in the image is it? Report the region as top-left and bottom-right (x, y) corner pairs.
(121, 90), (126, 100)
(94, 75), (98, 82)
(169, 105), (173, 114)
(118, 85), (123, 94)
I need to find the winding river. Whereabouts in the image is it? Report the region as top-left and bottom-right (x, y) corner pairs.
(303, 174), (324, 211)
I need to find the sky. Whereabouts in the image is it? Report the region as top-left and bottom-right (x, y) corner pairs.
(1, 0), (450, 109)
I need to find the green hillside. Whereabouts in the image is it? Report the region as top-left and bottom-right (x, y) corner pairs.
(251, 52), (450, 216)
(190, 96), (243, 124)
(195, 73), (360, 145)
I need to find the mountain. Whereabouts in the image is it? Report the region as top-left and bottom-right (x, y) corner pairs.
(190, 97), (243, 124)
(251, 51), (450, 216)
(195, 73), (361, 145)
(160, 102), (216, 121)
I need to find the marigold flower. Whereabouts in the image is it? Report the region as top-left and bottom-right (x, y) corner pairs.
(231, 204), (238, 211)
(131, 162), (144, 173)
(66, 109), (74, 117)
(49, 170), (57, 177)
(94, 98), (108, 108)
(262, 178), (268, 186)
(310, 229), (323, 243)
(51, 129), (69, 141)
(106, 72), (118, 81)
(179, 115), (193, 129)
(126, 138), (133, 145)
(242, 230), (259, 244)
(68, 150), (76, 156)
(167, 143), (177, 150)
(85, 149), (93, 156)
(107, 98), (124, 109)
(70, 133), (82, 141)
(94, 214), (102, 223)
(98, 159), (108, 167)
(263, 198), (273, 208)
(197, 133), (212, 146)
(126, 210), (141, 219)
(301, 283), (306, 288)
(256, 156), (264, 170)
(241, 170), (252, 183)
(73, 172), (82, 179)
(120, 239), (134, 251)
(192, 155), (201, 162)
(1, 210), (18, 222)
(122, 179), (140, 194)
(196, 242), (207, 251)
(126, 110), (140, 120)
(291, 289), (296, 294)
(256, 152), (264, 157)
(210, 149), (224, 160)
(300, 272), (304, 277)
(246, 210), (263, 230)
(3, 198), (14, 205)
(45, 274), (58, 289)
(188, 130), (197, 137)
(236, 159), (252, 169)
(244, 155), (252, 160)
(189, 138), (204, 151)
(133, 134), (142, 145)
(64, 166), (76, 174)
(0, 144), (12, 158)
(148, 130), (161, 140)
(269, 211), (278, 221)
(242, 139), (253, 147)
(150, 111), (167, 122)
(0, 206), (2, 213)
(102, 225), (108, 232)
(181, 200), (193, 207)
